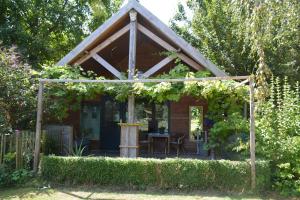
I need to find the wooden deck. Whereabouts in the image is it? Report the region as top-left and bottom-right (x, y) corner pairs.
(90, 149), (210, 159)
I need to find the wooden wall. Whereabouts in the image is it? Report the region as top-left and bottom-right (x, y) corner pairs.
(170, 96), (208, 152)
(62, 95), (207, 153)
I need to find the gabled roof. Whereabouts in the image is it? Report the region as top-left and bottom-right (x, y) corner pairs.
(57, 0), (227, 77)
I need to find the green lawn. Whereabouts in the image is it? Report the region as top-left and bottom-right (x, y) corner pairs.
(0, 186), (289, 200)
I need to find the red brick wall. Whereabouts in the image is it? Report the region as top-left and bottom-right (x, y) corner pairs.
(170, 96), (208, 152)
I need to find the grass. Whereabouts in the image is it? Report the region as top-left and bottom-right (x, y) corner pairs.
(0, 185), (293, 200)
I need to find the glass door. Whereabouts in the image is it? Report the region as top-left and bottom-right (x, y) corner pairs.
(100, 97), (126, 150)
(80, 104), (101, 141)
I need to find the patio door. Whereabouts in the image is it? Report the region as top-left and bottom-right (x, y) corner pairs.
(100, 97), (126, 150)
(80, 104), (101, 141)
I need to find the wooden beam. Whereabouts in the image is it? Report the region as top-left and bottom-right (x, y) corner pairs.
(137, 24), (203, 71)
(56, 1), (136, 65)
(75, 25), (130, 65)
(127, 10), (137, 123)
(0, 134), (3, 164)
(132, 1), (227, 76)
(143, 56), (175, 78)
(128, 10), (137, 80)
(178, 53), (204, 71)
(249, 76), (256, 190)
(40, 76), (250, 84)
(138, 24), (175, 51)
(15, 130), (21, 169)
(123, 10), (138, 158)
(92, 54), (122, 79)
(33, 82), (44, 173)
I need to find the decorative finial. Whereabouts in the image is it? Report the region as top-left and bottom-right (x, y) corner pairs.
(129, 10), (137, 21)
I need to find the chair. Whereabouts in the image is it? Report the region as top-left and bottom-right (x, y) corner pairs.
(169, 134), (186, 156)
(139, 132), (152, 154)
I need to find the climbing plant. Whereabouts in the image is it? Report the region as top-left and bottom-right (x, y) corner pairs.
(40, 62), (249, 156)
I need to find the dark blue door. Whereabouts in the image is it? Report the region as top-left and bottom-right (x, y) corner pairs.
(100, 97), (126, 150)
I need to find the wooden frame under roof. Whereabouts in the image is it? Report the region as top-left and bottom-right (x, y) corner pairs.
(56, 0), (227, 77)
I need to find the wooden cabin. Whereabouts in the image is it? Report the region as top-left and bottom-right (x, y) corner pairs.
(56, 0), (227, 157)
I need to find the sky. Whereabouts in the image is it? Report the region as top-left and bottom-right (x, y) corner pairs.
(122, 0), (181, 24)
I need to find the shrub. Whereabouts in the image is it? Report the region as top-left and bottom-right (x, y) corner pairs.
(0, 153), (32, 187)
(41, 156), (270, 192)
(256, 77), (300, 196)
(0, 165), (31, 187)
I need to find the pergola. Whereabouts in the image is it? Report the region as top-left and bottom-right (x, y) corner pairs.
(33, 75), (256, 189)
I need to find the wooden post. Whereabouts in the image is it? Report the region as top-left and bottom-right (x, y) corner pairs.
(0, 134), (4, 164)
(3, 134), (7, 164)
(33, 81), (44, 173)
(243, 103), (248, 119)
(120, 123), (140, 157)
(9, 134), (13, 153)
(249, 76), (256, 190)
(15, 130), (22, 169)
(121, 10), (138, 158)
(128, 9), (137, 121)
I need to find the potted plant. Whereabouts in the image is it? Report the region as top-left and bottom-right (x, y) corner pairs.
(158, 126), (165, 134)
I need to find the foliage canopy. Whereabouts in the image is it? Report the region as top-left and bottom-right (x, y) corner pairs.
(0, 0), (122, 67)
(171, 0), (300, 92)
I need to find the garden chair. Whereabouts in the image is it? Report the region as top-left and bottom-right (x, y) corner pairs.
(139, 132), (152, 154)
(169, 134), (186, 156)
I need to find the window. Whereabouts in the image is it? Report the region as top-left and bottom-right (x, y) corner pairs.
(135, 102), (152, 132)
(189, 106), (203, 140)
(104, 101), (120, 123)
(155, 104), (169, 132)
(80, 104), (101, 140)
(135, 102), (169, 133)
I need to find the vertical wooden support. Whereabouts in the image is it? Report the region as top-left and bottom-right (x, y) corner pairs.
(120, 124), (140, 157)
(128, 10), (137, 81)
(128, 10), (137, 123)
(9, 134), (13, 153)
(121, 10), (138, 158)
(3, 134), (7, 164)
(33, 81), (44, 173)
(0, 134), (4, 164)
(15, 130), (22, 169)
(128, 9), (138, 123)
(243, 103), (248, 119)
(249, 76), (256, 190)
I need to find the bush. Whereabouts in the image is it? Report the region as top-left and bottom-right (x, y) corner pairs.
(0, 153), (32, 187)
(41, 156), (270, 192)
(0, 165), (32, 187)
(256, 77), (300, 196)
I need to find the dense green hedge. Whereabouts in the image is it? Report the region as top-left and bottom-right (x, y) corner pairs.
(41, 156), (270, 192)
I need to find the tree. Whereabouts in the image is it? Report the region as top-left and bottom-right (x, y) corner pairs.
(0, 45), (36, 131)
(171, 0), (300, 86)
(0, 0), (122, 67)
(88, 0), (123, 31)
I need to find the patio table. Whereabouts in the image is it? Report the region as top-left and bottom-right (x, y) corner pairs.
(148, 133), (170, 155)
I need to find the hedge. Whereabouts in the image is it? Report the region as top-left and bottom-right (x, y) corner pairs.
(41, 156), (270, 192)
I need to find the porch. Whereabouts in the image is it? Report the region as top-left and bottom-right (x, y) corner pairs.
(42, 86), (248, 161)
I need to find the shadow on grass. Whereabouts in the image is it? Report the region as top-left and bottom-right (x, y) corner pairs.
(0, 187), (54, 199)
(0, 185), (291, 200)
(54, 185), (282, 200)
